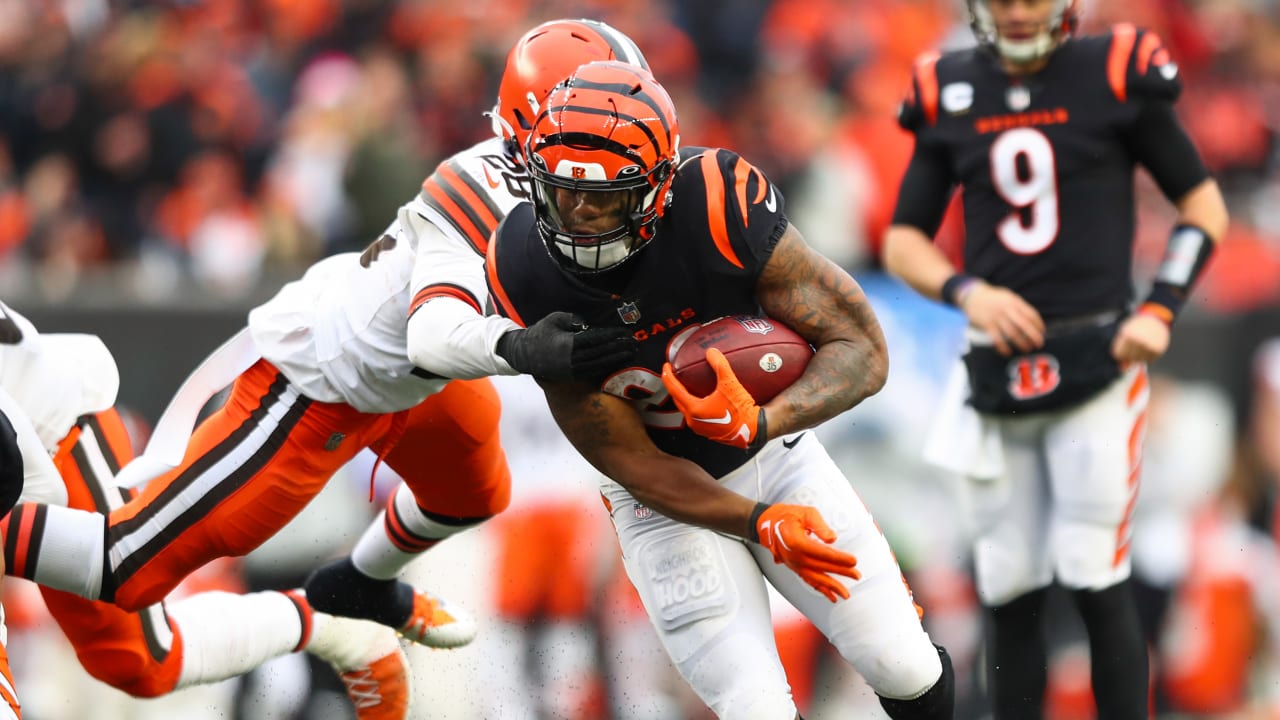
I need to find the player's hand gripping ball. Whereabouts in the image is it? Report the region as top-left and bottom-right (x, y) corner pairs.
(667, 315), (813, 404)
(662, 316), (813, 449)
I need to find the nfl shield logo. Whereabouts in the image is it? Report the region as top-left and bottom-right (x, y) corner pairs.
(737, 317), (775, 336)
(1006, 85), (1031, 111)
(633, 503), (652, 520)
(617, 301), (641, 324)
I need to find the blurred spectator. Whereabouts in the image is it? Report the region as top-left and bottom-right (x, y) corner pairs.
(342, 46), (430, 249)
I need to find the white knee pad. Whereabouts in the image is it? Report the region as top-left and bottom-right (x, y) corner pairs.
(854, 631), (942, 701)
(1054, 518), (1131, 590)
(974, 535), (1053, 606)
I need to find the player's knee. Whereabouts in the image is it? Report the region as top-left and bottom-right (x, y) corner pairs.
(1054, 521), (1129, 590)
(856, 631), (943, 701)
(974, 538), (1052, 606)
(77, 647), (173, 698)
(877, 645), (954, 720)
(413, 448), (512, 519)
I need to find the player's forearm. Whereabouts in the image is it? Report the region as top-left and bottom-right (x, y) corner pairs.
(1175, 179), (1229, 241)
(611, 455), (759, 539)
(766, 330), (887, 438)
(406, 298), (521, 379)
(882, 224), (959, 301)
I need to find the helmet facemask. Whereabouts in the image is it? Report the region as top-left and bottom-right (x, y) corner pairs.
(527, 140), (673, 274)
(968, 0), (1079, 65)
(524, 61), (680, 276)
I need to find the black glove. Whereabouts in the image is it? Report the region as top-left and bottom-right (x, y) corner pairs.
(496, 311), (638, 382)
(0, 409), (24, 517)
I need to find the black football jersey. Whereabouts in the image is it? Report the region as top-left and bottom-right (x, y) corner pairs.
(895, 25), (1209, 319)
(487, 146), (788, 479)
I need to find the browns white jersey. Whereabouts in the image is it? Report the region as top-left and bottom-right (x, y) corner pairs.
(249, 137), (530, 413)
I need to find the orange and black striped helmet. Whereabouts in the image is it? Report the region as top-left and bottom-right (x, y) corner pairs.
(489, 19), (648, 158)
(525, 61), (679, 274)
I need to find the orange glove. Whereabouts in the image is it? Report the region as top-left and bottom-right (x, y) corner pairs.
(662, 348), (765, 449)
(752, 503), (860, 602)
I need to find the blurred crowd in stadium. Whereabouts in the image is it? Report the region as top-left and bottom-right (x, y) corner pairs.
(4, 0), (1280, 718)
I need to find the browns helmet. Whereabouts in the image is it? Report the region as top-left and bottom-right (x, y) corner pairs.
(489, 19), (649, 158)
(524, 61), (679, 274)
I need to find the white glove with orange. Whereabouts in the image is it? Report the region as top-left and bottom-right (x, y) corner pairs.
(751, 502), (860, 602)
(661, 348), (765, 450)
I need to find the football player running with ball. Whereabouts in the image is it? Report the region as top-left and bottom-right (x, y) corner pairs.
(486, 60), (955, 719)
(882, 1), (1228, 717)
(0, 18), (643, 674)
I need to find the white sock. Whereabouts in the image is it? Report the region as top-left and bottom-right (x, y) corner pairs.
(350, 510), (418, 580)
(306, 611), (401, 671)
(350, 485), (458, 580)
(168, 590), (305, 689)
(25, 505), (106, 599)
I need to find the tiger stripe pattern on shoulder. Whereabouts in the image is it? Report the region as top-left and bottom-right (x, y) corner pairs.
(419, 159), (505, 256)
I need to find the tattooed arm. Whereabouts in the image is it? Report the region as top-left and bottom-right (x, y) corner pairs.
(540, 380), (759, 538)
(755, 222), (889, 437)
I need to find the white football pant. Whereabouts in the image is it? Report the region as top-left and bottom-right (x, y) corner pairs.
(601, 432), (941, 719)
(955, 364), (1150, 605)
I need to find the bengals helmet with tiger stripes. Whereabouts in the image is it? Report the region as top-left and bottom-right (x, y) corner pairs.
(525, 61), (680, 274)
(489, 19), (649, 159)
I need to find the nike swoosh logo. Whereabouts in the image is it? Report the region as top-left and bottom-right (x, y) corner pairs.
(481, 165), (501, 189)
(782, 433), (806, 450)
(763, 185), (776, 212)
(692, 411), (732, 425)
(774, 520), (791, 550)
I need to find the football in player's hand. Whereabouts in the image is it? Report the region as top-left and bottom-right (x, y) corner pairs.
(668, 315), (814, 404)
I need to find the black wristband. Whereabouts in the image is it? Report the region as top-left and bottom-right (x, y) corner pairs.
(747, 501), (772, 543)
(940, 273), (977, 307)
(748, 407), (768, 453)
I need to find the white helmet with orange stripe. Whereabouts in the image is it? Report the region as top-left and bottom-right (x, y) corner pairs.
(967, 0), (1080, 65)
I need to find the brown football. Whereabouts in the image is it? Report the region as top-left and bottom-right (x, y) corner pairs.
(668, 315), (814, 404)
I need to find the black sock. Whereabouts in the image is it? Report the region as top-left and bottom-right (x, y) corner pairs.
(303, 557), (415, 628)
(877, 644), (955, 719)
(986, 587), (1049, 719)
(1073, 580), (1148, 719)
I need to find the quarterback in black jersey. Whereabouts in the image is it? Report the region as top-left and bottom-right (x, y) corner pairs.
(883, 0), (1228, 717)
(489, 61), (955, 719)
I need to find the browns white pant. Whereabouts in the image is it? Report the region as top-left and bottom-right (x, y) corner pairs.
(67, 360), (508, 611)
(963, 365), (1150, 605)
(601, 432), (941, 719)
